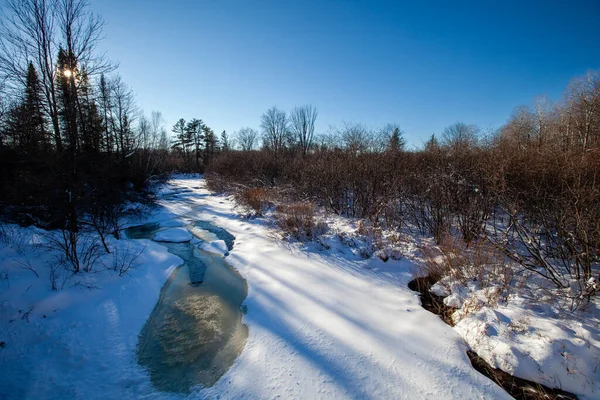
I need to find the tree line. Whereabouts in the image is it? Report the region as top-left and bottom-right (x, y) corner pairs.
(208, 71), (600, 308)
(0, 0), (213, 274)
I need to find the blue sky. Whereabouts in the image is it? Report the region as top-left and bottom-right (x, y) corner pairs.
(90, 0), (600, 147)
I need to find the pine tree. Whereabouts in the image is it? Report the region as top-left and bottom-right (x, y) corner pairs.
(77, 69), (104, 154)
(424, 134), (439, 152)
(23, 63), (48, 152)
(202, 125), (217, 166)
(56, 48), (81, 241)
(186, 118), (204, 170)
(220, 130), (230, 152)
(388, 127), (405, 152)
(171, 118), (194, 168)
(5, 63), (48, 153)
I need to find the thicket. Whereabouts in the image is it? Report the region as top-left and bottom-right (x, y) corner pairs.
(208, 72), (600, 309)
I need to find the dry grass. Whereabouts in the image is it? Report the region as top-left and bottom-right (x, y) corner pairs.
(418, 234), (513, 304)
(204, 173), (230, 193)
(235, 187), (270, 216)
(275, 202), (327, 241)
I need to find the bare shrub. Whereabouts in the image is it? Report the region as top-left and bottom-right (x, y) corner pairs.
(276, 202), (326, 241)
(49, 263), (60, 291)
(12, 258), (39, 278)
(205, 172), (230, 193)
(46, 229), (103, 274)
(0, 223), (29, 253)
(106, 242), (145, 276)
(236, 187), (269, 216)
(82, 203), (125, 253)
(356, 220), (387, 260)
(493, 146), (600, 309)
(419, 234), (512, 302)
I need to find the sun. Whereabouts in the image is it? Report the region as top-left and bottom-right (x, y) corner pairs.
(63, 69), (72, 78)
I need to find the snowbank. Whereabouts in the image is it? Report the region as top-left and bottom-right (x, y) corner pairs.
(153, 227), (192, 242)
(433, 275), (600, 398)
(0, 226), (183, 399)
(159, 219), (187, 228)
(199, 240), (228, 257)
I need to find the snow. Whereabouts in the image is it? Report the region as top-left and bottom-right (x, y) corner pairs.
(432, 273), (600, 398)
(0, 230), (183, 399)
(159, 219), (187, 228)
(154, 178), (510, 399)
(153, 227), (192, 243)
(0, 176), (516, 399)
(199, 240), (228, 257)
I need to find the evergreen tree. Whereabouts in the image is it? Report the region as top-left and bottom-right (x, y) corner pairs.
(171, 118), (194, 168)
(424, 134), (440, 152)
(5, 63), (48, 153)
(55, 48), (80, 238)
(220, 130), (230, 152)
(77, 69), (104, 154)
(388, 127), (405, 152)
(22, 63), (48, 152)
(186, 118), (204, 169)
(4, 104), (26, 148)
(202, 125), (217, 166)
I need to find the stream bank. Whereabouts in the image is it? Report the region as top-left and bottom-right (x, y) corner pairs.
(408, 277), (578, 400)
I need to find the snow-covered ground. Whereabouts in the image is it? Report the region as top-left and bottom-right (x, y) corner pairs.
(432, 272), (600, 397)
(154, 227), (193, 243)
(1, 176), (518, 399)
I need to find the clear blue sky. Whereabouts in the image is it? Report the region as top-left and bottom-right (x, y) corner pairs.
(90, 0), (600, 148)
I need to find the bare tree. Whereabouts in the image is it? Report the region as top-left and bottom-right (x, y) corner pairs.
(289, 104), (317, 155)
(564, 71), (600, 150)
(441, 122), (479, 151)
(260, 106), (287, 153)
(137, 113), (150, 149)
(149, 110), (164, 149)
(532, 96), (552, 147)
(335, 121), (372, 153)
(236, 127), (258, 150)
(109, 75), (138, 159)
(56, 0), (110, 76)
(501, 106), (535, 147)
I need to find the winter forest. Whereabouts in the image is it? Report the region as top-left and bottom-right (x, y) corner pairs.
(0, 1), (599, 400)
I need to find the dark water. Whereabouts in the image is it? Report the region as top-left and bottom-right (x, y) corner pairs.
(127, 222), (248, 394)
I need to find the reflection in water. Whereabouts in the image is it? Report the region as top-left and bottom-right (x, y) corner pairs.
(128, 222), (248, 394)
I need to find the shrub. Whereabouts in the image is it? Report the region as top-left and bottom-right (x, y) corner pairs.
(106, 242), (145, 276)
(236, 187), (269, 216)
(419, 234), (512, 302)
(276, 202), (327, 241)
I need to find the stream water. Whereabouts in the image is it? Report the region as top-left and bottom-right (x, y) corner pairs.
(127, 221), (248, 394)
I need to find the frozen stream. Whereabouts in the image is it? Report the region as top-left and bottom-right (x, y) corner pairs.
(127, 221), (248, 394)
